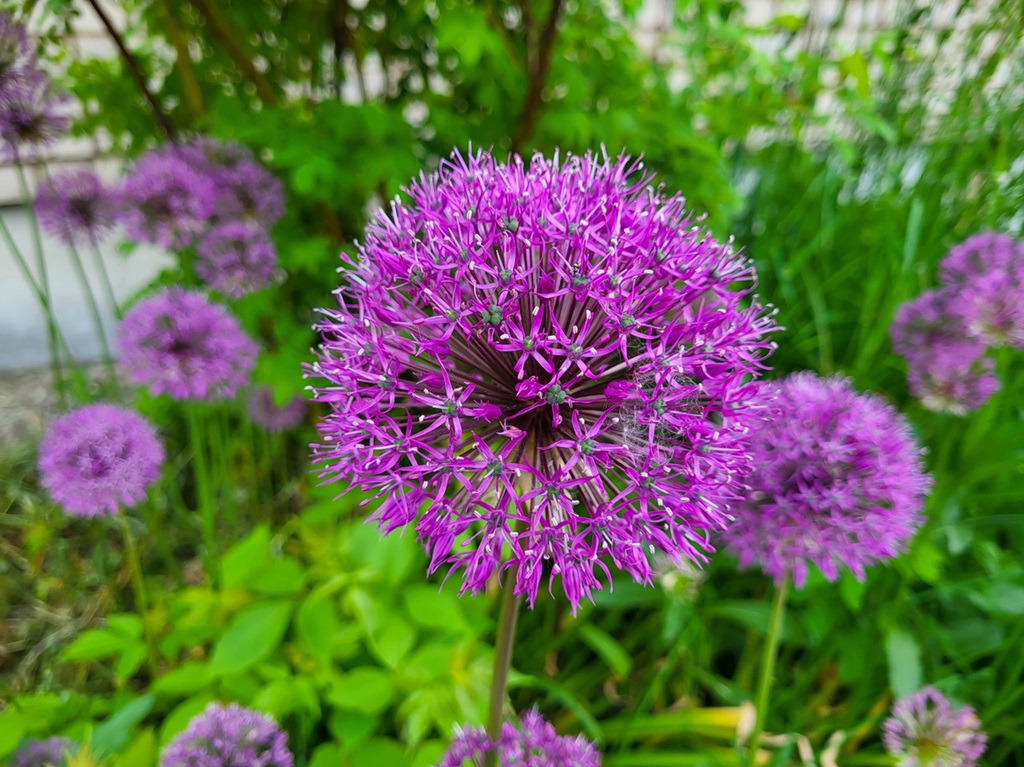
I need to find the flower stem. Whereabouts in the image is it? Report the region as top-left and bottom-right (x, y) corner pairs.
(117, 511), (159, 678)
(188, 405), (220, 588)
(484, 564), (522, 767)
(89, 237), (123, 319)
(747, 574), (789, 764)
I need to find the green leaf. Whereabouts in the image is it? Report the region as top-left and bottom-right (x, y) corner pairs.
(250, 556), (307, 595)
(63, 629), (130, 661)
(329, 668), (395, 714)
(578, 624), (632, 679)
(368, 613), (417, 669)
(402, 585), (469, 633)
(885, 628), (923, 698)
(92, 694), (155, 755)
(222, 524), (272, 589)
(151, 662), (212, 697)
(350, 738), (407, 767)
(209, 600), (293, 676)
(969, 582), (1024, 617)
(296, 594), (341, 668)
(113, 728), (157, 767)
(411, 740), (449, 767)
(159, 693), (216, 745)
(115, 641), (148, 684)
(0, 709), (30, 758)
(309, 743), (345, 767)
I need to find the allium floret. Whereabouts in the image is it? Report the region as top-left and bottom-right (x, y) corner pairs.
(247, 385), (306, 432)
(34, 169), (116, 246)
(309, 149), (777, 610)
(905, 340), (999, 416)
(159, 702), (293, 767)
(722, 373), (931, 588)
(38, 404), (164, 518)
(942, 233), (1024, 349)
(883, 687), (987, 767)
(9, 736), (77, 767)
(119, 288), (258, 401)
(116, 152), (218, 249)
(0, 70), (68, 158)
(196, 221), (279, 298)
(0, 12), (33, 89)
(437, 709), (600, 767)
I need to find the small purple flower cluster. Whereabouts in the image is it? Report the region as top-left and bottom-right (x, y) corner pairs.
(159, 703), (293, 767)
(891, 232), (1024, 414)
(438, 710), (601, 767)
(883, 687), (987, 767)
(0, 12), (68, 159)
(722, 373), (931, 588)
(310, 149), (777, 611)
(247, 385), (306, 432)
(38, 403), (165, 518)
(119, 287), (258, 401)
(9, 737), (76, 767)
(117, 137), (284, 297)
(34, 168), (117, 247)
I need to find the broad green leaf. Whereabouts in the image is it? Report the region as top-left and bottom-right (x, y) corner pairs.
(209, 600), (293, 676)
(222, 524), (272, 589)
(0, 709), (29, 758)
(112, 728), (156, 767)
(579, 624), (632, 679)
(368, 613), (417, 669)
(296, 594), (340, 667)
(309, 743), (344, 767)
(402, 584), (468, 633)
(151, 662), (212, 697)
(92, 694), (155, 755)
(886, 628), (923, 698)
(328, 668), (395, 714)
(63, 629), (130, 662)
(350, 737), (407, 767)
(251, 556), (307, 595)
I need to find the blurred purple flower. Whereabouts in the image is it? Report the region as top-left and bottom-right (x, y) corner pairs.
(309, 148), (777, 611)
(0, 12), (33, 90)
(38, 403), (164, 518)
(722, 373), (931, 588)
(939, 231), (1021, 285)
(34, 169), (116, 246)
(883, 687), (987, 767)
(116, 152), (218, 249)
(9, 737), (76, 767)
(119, 288), (258, 401)
(889, 289), (968, 359)
(247, 385), (305, 432)
(159, 702), (293, 767)
(941, 232), (1024, 348)
(0, 71), (68, 159)
(196, 221), (279, 298)
(438, 709), (600, 767)
(905, 340), (999, 415)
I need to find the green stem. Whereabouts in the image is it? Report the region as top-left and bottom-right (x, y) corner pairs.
(118, 512), (159, 678)
(89, 236), (123, 319)
(211, 411), (239, 534)
(188, 405), (220, 588)
(140, 496), (181, 585)
(483, 565), (522, 767)
(748, 575), (789, 763)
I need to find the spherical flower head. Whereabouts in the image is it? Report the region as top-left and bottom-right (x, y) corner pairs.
(0, 12), (33, 88)
(309, 149), (777, 612)
(171, 136), (285, 226)
(119, 288), (258, 401)
(34, 169), (116, 246)
(116, 151), (218, 249)
(938, 232), (1024, 349)
(196, 221), (279, 298)
(0, 70), (69, 159)
(722, 373), (931, 588)
(905, 340), (999, 415)
(159, 702), (293, 767)
(890, 289), (969, 359)
(247, 385), (305, 432)
(38, 403), (164, 518)
(438, 709), (601, 767)
(9, 737), (77, 767)
(883, 687), (987, 767)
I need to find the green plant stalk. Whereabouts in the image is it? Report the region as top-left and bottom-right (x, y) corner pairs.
(67, 238), (118, 380)
(484, 564), (523, 767)
(747, 575), (789, 763)
(188, 405), (221, 588)
(11, 166), (68, 404)
(89, 236), (123, 319)
(210, 410), (239, 534)
(140, 496), (181, 585)
(117, 511), (159, 677)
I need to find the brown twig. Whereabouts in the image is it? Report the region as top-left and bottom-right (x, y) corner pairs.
(511, 0), (564, 153)
(186, 0), (279, 107)
(83, 0), (178, 141)
(159, 0), (205, 120)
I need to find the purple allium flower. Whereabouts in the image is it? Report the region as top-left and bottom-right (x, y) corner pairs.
(119, 288), (258, 401)
(889, 289), (969, 359)
(9, 737), (77, 767)
(0, 12), (33, 89)
(196, 221), (279, 298)
(247, 385), (306, 432)
(722, 373), (930, 588)
(939, 232), (1024, 348)
(883, 687), (987, 767)
(116, 151), (218, 250)
(34, 169), (117, 246)
(0, 71), (68, 159)
(159, 702), (293, 767)
(37, 403), (164, 518)
(438, 709), (601, 767)
(905, 340), (999, 415)
(309, 149), (777, 610)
